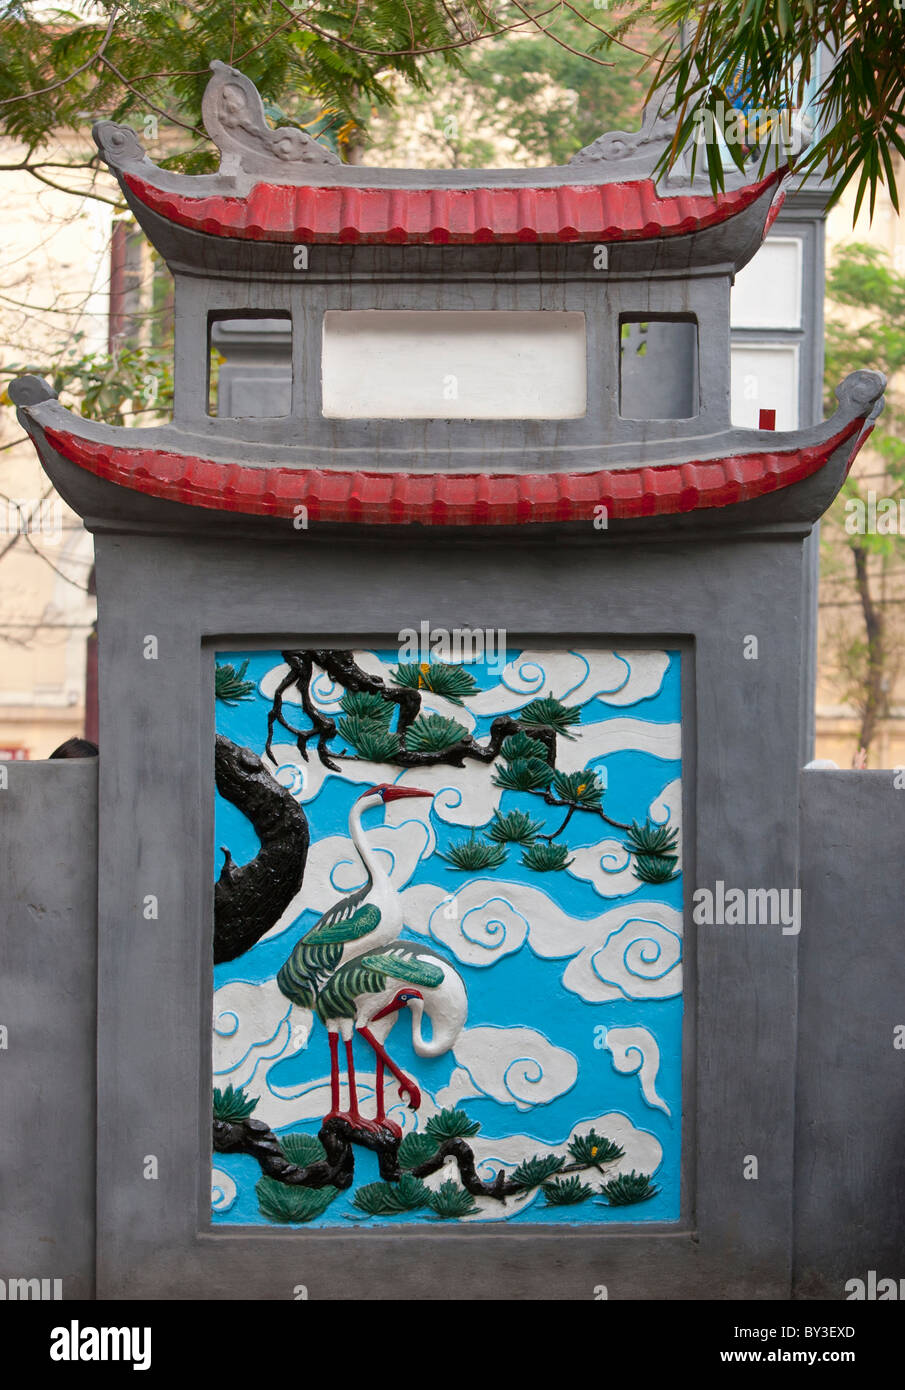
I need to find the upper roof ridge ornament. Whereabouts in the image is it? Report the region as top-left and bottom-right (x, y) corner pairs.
(569, 97), (680, 167)
(93, 118), (155, 173)
(201, 59), (340, 172)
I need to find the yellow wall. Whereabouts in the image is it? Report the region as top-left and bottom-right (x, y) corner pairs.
(0, 134), (105, 756)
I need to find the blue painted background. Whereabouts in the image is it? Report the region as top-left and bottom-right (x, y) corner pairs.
(213, 649), (683, 1227)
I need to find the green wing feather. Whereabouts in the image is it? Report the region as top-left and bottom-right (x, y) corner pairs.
(305, 874), (374, 935)
(316, 960), (388, 1021)
(317, 948), (445, 1022)
(359, 952), (444, 988)
(277, 938), (343, 1008)
(301, 902), (381, 946)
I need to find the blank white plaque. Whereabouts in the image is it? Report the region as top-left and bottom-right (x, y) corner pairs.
(321, 310), (587, 419)
(731, 237), (803, 330)
(730, 343), (800, 430)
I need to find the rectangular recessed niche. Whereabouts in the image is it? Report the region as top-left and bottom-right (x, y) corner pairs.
(321, 310), (587, 419)
(730, 343), (799, 430)
(619, 315), (699, 420)
(731, 237), (803, 329)
(208, 312), (292, 418)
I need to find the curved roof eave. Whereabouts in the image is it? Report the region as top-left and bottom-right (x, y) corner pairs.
(9, 372), (885, 534)
(93, 59), (795, 256)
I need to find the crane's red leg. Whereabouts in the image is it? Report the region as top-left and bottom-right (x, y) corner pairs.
(344, 1038), (362, 1124)
(358, 1027), (422, 1111)
(339, 1039), (390, 1133)
(328, 1032), (341, 1116)
(375, 1054), (386, 1123)
(322, 1032), (393, 1135)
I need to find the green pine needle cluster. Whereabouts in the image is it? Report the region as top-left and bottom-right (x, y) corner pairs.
(493, 756), (553, 792)
(398, 1131), (440, 1169)
(427, 1180), (480, 1219)
(521, 842), (573, 872)
(424, 1107), (481, 1142)
(278, 1132), (327, 1166)
(500, 731), (549, 762)
(624, 819), (679, 857)
(487, 808), (544, 844)
(541, 1175), (595, 1206)
(339, 690), (394, 723)
(625, 819), (680, 885)
(214, 660), (256, 706)
(352, 1174), (430, 1215)
(599, 1171), (660, 1206)
(213, 1084), (258, 1121)
(337, 713), (401, 762)
(519, 695), (582, 739)
(551, 768), (605, 808)
(438, 833), (508, 870)
(568, 1131), (625, 1168)
(633, 854), (680, 885)
(391, 661), (480, 704)
(404, 712), (468, 752)
(509, 1154), (566, 1190)
(255, 1178), (339, 1224)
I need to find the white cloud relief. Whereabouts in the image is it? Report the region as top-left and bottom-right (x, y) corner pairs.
(465, 650), (670, 714)
(440, 1025), (578, 1111)
(401, 880), (682, 1003)
(603, 1026), (671, 1116)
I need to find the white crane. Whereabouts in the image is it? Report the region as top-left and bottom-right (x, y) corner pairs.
(277, 781), (440, 1129)
(318, 941), (468, 1133)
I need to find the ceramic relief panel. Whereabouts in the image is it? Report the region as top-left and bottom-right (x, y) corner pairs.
(211, 647), (683, 1226)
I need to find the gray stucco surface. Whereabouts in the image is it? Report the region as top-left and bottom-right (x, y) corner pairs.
(794, 770), (905, 1300)
(2, 551), (902, 1301)
(1, 758), (97, 1300)
(82, 529), (801, 1300)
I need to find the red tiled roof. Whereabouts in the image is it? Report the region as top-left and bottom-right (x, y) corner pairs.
(122, 170), (783, 245)
(42, 417), (867, 526)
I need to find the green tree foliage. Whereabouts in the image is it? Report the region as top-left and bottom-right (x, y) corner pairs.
(821, 244), (905, 759)
(0, 0), (643, 188)
(641, 0), (905, 214)
(370, 9), (644, 168)
(0, 0), (471, 172)
(0, 3), (897, 209)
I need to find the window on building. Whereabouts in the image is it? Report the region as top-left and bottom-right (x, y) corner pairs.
(207, 313), (293, 418)
(619, 315), (699, 420)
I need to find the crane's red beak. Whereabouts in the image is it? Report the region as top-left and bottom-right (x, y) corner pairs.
(382, 785), (434, 802)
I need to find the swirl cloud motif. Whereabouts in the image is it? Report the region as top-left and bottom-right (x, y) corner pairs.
(567, 838), (637, 897)
(603, 1026), (671, 1115)
(421, 889), (530, 966)
(449, 1025), (579, 1110)
(403, 882), (682, 1004)
(465, 650), (669, 715)
(562, 908), (683, 1003)
(213, 979), (311, 1088)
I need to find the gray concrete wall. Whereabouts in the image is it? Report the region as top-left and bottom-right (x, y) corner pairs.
(2, 715), (902, 1300)
(87, 530), (803, 1300)
(794, 770), (905, 1299)
(0, 758), (97, 1299)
